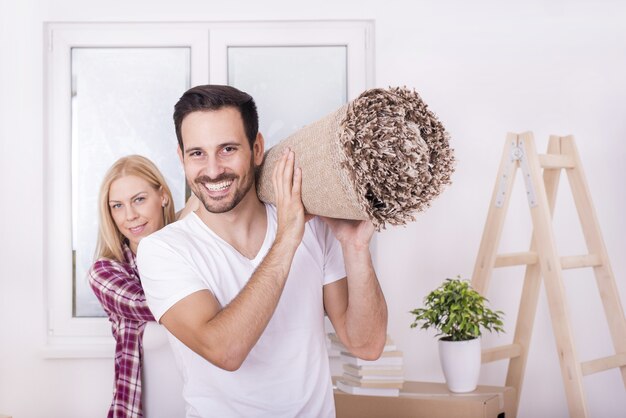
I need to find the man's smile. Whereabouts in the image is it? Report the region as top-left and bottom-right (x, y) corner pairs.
(204, 180), (233, 192)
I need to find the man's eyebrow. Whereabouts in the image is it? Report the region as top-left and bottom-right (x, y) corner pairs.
(186, 142), (240, 153)
(185, 146), (203, 154)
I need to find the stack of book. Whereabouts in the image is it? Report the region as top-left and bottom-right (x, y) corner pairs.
(329, 333), (404, 397)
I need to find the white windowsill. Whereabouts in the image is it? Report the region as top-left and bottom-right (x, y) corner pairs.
(42, 338), (115, 359)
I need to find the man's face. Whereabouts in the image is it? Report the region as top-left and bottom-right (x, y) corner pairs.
(178, 107), (263, 214)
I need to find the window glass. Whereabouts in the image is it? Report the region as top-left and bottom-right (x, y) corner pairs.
(227, 46), (347, 148)
(71, 47), (189, 317)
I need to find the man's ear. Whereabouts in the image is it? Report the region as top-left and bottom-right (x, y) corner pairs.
(253, 133), (265, 166)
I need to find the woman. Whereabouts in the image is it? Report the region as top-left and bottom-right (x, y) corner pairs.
(89, 155), (195, 418)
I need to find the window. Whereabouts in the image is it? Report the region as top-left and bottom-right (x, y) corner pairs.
(71, 47), (191, 318)
(45, 21), (373, 356)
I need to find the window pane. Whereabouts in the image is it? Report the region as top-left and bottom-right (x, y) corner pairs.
(71, 47), (189, 317)
(227, 46), (347, 148)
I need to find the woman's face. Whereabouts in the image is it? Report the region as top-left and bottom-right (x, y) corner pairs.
(108, 174), (167, 253)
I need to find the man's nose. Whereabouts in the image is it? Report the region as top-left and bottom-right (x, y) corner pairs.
(204, 156), (226, 180)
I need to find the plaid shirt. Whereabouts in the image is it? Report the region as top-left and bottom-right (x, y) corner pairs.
(89, 243), (155, 418)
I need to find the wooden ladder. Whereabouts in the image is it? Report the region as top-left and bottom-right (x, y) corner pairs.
(471, 132), (626, 418)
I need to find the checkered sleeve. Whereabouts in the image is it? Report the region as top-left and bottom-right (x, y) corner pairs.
(89, 259), (155, 322)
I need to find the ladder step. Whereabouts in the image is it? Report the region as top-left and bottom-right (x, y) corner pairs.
(580, 353), (626, 376)
(481, 343), (522, 364)
(494, 252), (602, 269)
(560, 254), (602, 269)
(494, 252), (538, 267)
(538, 154), (576, 169)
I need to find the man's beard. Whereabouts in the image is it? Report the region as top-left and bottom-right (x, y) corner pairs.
(192, 164), (255, 214)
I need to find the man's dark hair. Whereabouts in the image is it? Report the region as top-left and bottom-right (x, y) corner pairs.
(173, 85), (259, 150)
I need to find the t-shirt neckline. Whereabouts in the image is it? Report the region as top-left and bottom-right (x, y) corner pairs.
(189, 204), (272, 264)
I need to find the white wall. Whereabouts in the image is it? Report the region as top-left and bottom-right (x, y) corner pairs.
(1, 1), (625, 417)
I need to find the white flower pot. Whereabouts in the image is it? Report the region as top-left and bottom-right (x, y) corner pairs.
(438, 337), (481, 393)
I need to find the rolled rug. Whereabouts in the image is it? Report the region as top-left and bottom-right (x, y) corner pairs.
(256, 86), (455, 229)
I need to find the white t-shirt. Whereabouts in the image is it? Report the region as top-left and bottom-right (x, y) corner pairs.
(137, 204), (346, 418)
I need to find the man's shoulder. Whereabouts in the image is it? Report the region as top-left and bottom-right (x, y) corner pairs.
(264, 203), (330, 240)
(306, 215), (333, 240)
(138, 214), (200, 254)
(154, 213), (199, 239)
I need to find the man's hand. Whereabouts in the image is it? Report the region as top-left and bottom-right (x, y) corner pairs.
(272, 147), (307, 247)
(319, 217), (375, 251)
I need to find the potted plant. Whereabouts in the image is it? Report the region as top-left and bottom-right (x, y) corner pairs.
(410, 277), (504, 393)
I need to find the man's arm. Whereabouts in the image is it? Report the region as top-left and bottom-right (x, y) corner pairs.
(322, 219), (388, 360)
(158, 148), (306, 371)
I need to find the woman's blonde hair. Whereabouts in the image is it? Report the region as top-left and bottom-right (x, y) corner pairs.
(95, 155), (175, 262)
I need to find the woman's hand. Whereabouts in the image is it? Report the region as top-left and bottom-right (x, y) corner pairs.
(176, 193), (201, 220)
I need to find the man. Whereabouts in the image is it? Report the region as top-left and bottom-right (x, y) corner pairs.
(137, 85), (387, 417)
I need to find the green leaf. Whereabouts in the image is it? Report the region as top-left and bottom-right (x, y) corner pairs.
(409, 276), (506, 340)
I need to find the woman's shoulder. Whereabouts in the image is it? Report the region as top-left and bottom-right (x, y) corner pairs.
(89, 256), (134, 280)
(91, 257), (122, 270)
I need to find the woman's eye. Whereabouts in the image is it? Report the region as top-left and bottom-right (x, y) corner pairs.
(134, 197), (145, 204)
(111, 203), (122, 210)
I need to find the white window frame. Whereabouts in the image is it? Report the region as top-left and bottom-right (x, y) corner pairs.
(44, 20), (374, 358)
(208, 20), (374, 100)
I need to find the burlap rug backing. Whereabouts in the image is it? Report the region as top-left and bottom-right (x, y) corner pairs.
(256, 87), (455, 229)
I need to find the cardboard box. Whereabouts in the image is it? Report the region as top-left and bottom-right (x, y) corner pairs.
(334, 381), (515, 418)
